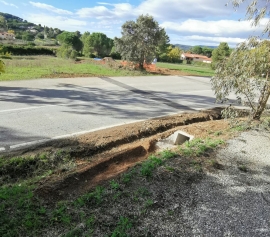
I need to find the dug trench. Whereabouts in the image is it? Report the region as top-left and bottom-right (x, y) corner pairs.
(2, 108), (224, 203)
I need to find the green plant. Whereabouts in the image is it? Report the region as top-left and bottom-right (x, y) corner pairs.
(159, 150), (176, 160)
(110, 180), (120, 190)
(179, 138), (224, 157)
(238, 165), (248, 172)
(75, 186), (105, 207)
(51, 202), (71, 224)
(140, 155), (163, 177)
(111, 216), (132, 237)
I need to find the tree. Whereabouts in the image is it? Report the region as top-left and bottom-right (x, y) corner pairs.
(191, 46), (203, 55)
(115, 14), (169, 69)
(230, 0), (270, 36)
(56, 31), (83, 52)
(211, 42), (230, 69)
(22, 32), (35, 41)
(211, 39), (270, 120)
(168, 47), (182, 63)
(82, 32), (113, 57)
(210, 0), (270, 120)
(202, 47), (214, 58)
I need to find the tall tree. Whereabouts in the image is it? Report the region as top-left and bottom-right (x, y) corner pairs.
(211, 39), (270, 120)
(82, 32), (113, 57)
(211, 1), (270, 120)
(191, 46), (203, 55)
(57, 31), (83, 52)
(211, 42), (230, 69)
(115, 15), (169, 69)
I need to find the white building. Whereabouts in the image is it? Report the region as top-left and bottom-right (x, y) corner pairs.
(0, 32), (15, 40)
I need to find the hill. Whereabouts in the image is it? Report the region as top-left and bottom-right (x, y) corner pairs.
(174, 44), (217, 51)
(0, 12), (62, 42)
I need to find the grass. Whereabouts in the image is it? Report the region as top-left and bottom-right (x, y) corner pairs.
(156, 62), (214, 77)
(0, 56), (152, 81)
(0, 136), (225, 236)
(179, 138), (224, 157)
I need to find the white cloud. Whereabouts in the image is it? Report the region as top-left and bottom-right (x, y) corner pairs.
(161, 19), (265, 37)
(185, 35), (246, 45)
(26, 14), (87, 31)
(0, 0), (18, 8)
(29, 1), (73, 15)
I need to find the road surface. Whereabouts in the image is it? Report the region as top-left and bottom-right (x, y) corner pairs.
(0, 76), (221, 150)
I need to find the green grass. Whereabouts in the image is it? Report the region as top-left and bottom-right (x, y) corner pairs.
(156, 62), (214, 77)
(0, 56), (152, 81)
(179, 138), (224, 157)
(0, 135), (226, 236)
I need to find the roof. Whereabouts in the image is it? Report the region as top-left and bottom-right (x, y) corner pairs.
(182, 53), (209, 60)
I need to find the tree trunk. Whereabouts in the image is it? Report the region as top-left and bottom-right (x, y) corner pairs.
(139, 61), (144, 70)
(253, 76), (270, 120)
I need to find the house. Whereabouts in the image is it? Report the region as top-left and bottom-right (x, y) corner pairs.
(0, 32), (15, 40)
(181, 53), (212, 64)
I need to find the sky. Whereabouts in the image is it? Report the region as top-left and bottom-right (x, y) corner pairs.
(0, 0), (268, 47)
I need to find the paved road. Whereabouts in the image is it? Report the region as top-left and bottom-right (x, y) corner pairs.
(0, 76), (222, 150)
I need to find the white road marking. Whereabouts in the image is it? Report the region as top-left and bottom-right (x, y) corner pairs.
(0, 107), (215, 152)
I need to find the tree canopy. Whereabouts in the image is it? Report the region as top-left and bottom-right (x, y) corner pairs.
(211, 1), (270, 120)
(211, 42), (231, 69)
(211, 39), (270, 120)
(57, 31), (83, 52)
(115, 15), (169, 68)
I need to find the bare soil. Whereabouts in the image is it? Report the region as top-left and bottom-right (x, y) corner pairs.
(5, 107), (229, 203)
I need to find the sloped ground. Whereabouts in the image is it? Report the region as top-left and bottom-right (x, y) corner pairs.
(1, 110), (270, 236)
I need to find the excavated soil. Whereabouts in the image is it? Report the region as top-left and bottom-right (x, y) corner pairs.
(13, 108), (229, 203)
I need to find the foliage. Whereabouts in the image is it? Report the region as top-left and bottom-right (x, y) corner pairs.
(0, 59), (4, 74)
(115, 14), (169, 69)
(0, 45), (54, 56)
(57, 45), (78, 60)
(211, 42), (231, 69)
(179, 138), (224, 157)
(111, 216), (132, 237)
(211, 39), (270, 120)
(230, 0), (270, 36)
(57, 31), (83, 52)
(168, 47), (182, 63)
(82, 32), (113, 57)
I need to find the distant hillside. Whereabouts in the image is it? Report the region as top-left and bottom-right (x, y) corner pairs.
(174, 44), (217, 51)
(0, 12), (62, 42)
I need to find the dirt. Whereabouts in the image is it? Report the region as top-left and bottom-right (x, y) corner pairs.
(9, 107), (229, 204)
(42, 59), (191, 78)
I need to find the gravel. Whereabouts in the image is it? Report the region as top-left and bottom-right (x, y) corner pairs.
(188, 130), (270, 237)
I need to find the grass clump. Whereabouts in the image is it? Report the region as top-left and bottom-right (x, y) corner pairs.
(110, 216), (132, 237)
(179, 138), (224, 157)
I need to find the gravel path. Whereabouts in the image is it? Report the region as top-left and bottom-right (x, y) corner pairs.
(189, 130), (270, 236)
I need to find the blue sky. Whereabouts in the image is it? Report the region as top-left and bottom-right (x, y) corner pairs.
(0, 0), (268, 46)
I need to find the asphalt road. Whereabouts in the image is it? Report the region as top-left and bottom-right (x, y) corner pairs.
(0, 76), (222, 150)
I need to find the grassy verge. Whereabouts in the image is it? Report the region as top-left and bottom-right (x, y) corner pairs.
(0, 136), (225, 237)
(156, 62), (214, 77)
(0, 56), (152, 81)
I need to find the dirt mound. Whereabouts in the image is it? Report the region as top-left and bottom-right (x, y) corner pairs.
(30, 108), (225, 203)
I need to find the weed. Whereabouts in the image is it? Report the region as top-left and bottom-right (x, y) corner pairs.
(191, 160), (203, 172)
(159, 150), (177, 160)
(214, 131), (223, 136)
(144, 199), (154, 208)
(238, 165), (248, 172)
(51, 202), (71, 224)
(140, 155), (163, 177)
(110, 180), (120, 190)
(179, 138), (224, 157)
(75, 186), (105, 207)
(165, 166), (175, 172)
(111, 216), (132, 237)
(121, 168), (135, 184)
